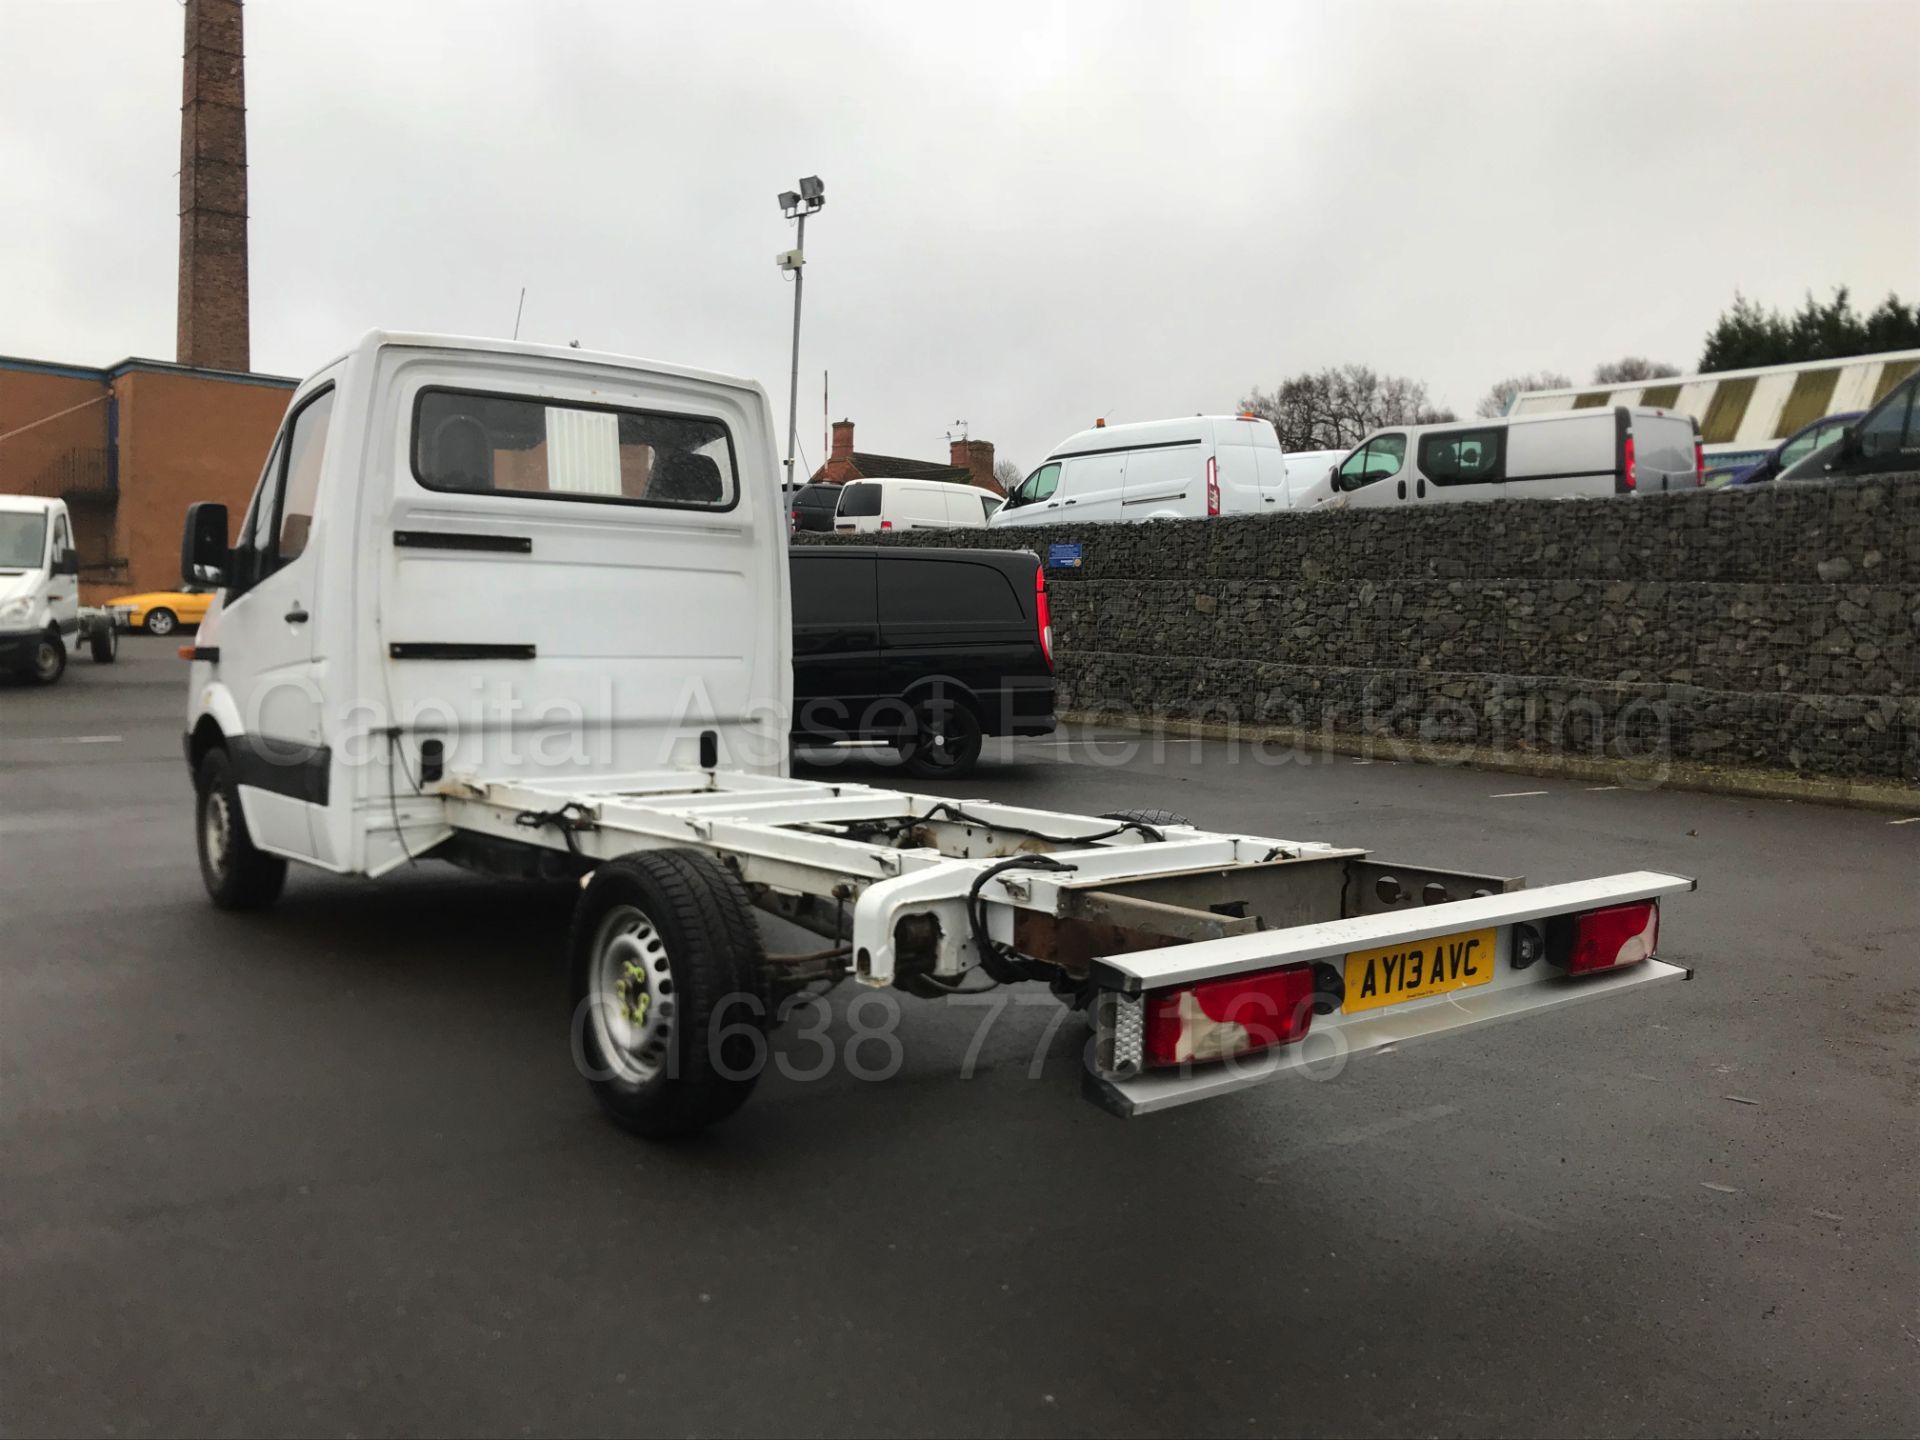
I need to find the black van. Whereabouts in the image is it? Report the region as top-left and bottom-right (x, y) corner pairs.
(790, 546), (1056, 777)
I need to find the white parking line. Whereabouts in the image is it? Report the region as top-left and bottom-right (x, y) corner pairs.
(1585, 785), (1622, 792)
(1888, 816), (1920, 826)
(59, 735), (124, 745)
(1490, 789), (1548, 798)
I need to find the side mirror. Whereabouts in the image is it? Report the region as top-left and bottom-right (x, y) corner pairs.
(54, 548), (80, 577)
(181, 501), (230, 586)
(1837, 424), (1860, 461)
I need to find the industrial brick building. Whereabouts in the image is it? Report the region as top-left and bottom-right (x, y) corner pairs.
(0, 355), (293, 603)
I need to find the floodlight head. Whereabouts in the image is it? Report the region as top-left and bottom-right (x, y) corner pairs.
(778, 190), (800, 214)
(798, 175), (825, 204)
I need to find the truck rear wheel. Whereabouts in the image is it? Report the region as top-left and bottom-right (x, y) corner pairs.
(195, 747), (288, 910)
(88, 621), (117, 663)
(569, 849), (772, 1139)
(25, 634), (65, 686)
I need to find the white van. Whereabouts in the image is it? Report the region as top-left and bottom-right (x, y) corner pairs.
(1330, 406), (1701, 508)
(0, 494), (116, 684)
(834, 477), (996, 533)
(990, 414), (1295, 528)
(1281, 448), (1346, 509)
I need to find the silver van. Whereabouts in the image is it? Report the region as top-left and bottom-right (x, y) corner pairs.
(1332, 406), (1701, 506)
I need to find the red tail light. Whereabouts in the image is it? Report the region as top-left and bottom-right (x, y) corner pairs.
(1144, 963), (1314, 1067)
(1033, 564), (1053, 669)
(880, 519), (893, 530)
(1561, 901), (1659, 975)
(1623, 434), (1638, 491)
(1205, 455), (1221, 516)
(1694, 439), (1706, 486)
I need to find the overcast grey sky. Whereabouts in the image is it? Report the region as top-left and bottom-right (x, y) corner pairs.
(2, 0), (1915, 472)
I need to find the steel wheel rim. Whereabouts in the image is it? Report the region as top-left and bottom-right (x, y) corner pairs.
(589, 902), (676, 1084)
(203, 786), (232, 875)
(33, 642), (59, 681)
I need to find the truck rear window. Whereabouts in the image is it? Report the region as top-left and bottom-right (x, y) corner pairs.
(412, 388), (737, 510)
(837, 483), (882, 518)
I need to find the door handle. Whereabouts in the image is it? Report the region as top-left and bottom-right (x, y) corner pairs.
(1396, 479), (1406, 499)
(1417, 479), (1427, 498)
(1062, 499), (1077, 505)
(285, 605), (309, 624)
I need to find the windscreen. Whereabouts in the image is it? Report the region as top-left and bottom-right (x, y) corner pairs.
(0, 512), (48, 570)
(837, 483), (882, 517)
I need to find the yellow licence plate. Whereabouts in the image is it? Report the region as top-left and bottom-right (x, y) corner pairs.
(1343, 928), (1498, 1013)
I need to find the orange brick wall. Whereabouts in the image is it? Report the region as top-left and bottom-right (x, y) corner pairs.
(105, 370), (289, 602)
(0, 370), (110, 498)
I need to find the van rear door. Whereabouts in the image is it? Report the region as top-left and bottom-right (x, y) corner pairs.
(1625, 408), (1699, 492)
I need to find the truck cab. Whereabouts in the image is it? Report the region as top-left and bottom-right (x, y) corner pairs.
(181, 332), (788, 876)
(0, 494), (83, 684)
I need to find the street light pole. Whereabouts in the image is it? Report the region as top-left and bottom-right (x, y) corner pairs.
(777, 177), (825, 494)
(784, 207), (806, 493)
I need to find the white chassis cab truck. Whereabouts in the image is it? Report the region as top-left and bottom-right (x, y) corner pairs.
(179, 332), (1693, 1137)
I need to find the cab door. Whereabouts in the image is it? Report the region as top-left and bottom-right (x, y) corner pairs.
(1331, 434), (1409, 508)
(214, 385), (337, 862)
(46, 508), (79, 637)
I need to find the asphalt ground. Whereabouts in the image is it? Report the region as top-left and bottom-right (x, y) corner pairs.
(2, 635), (1915, 1438)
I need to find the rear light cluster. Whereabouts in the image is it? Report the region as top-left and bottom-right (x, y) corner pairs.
(1143, 962), (1314, 1068)
(1033, 564), (1053, 669)
(1559, 900), (1659, 975)
(1205, 455), (1221, 516)
(1694, 439), (1707, 486)
(1623, 434), (1638, 491)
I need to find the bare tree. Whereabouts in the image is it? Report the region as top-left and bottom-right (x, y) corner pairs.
(1475, 370), (1572, 419)
(1241, 365), (1454, 452)
(991, 458), (1025, 493)
(1591, 356), (1681, 385)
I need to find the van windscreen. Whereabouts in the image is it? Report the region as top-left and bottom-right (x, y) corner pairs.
(0, 512), (48, 570)
(838, 483), (882, 517)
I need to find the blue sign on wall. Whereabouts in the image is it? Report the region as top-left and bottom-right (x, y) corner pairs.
(1048, 542), (1084, 569)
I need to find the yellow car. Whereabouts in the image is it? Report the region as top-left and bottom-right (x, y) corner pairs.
(107, 584), (217, 636)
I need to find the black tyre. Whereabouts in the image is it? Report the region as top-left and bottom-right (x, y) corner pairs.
(88, 622), (117, 663)
(898, 696), (984, 779)
(195, 747), (288, 910)
(1100, 808), (1191, 829)
(144, 607), (178, 636)
(569, 849), (772, 1139)
(25, 634), (65, 686)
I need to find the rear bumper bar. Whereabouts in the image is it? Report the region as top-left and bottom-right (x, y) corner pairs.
(1086, 955), (1689, 1117)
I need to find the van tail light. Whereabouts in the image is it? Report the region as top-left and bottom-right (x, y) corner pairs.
(1144, 963), (1314, 1067)
(1033, 564), (1054, 669)
(1205, 456), (1221, 516)
(1555, 901), (1659, 975)
(1693, 440), (1706, 486)
(1622, 434), (1637, 491)
(880, 519), (893, 530)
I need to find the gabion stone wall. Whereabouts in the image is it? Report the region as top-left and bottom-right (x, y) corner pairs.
(798, 474), (1920, 782)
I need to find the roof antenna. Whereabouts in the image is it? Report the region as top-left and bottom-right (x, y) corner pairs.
(511, 286), (526, 341)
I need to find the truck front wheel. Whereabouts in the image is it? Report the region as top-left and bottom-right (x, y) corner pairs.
(24, 634), (66, 685)
(195, 748), (288, 910)
(569, 849), (771, 1139)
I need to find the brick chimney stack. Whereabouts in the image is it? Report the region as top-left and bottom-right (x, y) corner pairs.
(176, 0), (250, 372)
(951, 437), (1000, 494)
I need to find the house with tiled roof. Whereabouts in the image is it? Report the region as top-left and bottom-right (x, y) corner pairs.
(809, 419), (1004, 495)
